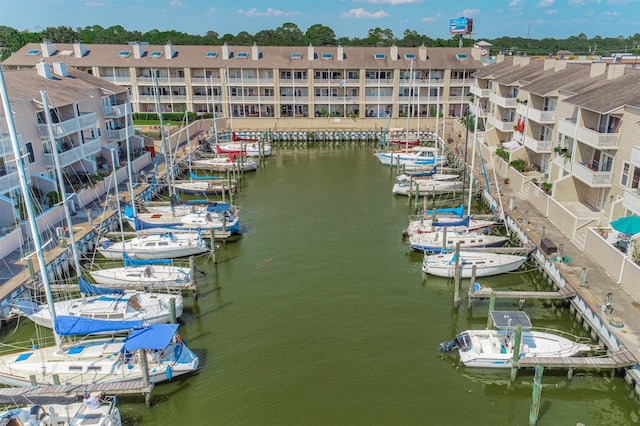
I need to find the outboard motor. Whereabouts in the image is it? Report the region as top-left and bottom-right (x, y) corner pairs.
(439, 338), (459, 353)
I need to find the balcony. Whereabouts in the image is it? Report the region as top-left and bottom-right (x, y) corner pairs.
(0, 132), (23, 155)
(43, 138), (102, 168)
(100, 76), (131, 84)
(469, 103), (487, 118)
(364, 96), (393, 103)
(448, 96), (471, 103)
(228, 77), (275, 85)
(280, 96), (309, 104)
(191, 77), (221, 84)
(552, 154), (573, 173)
(106, 125), (135, 142)
(103, 104), (128, 118)
(489, 93), (517, 108)
(631, 146), (640, 167)
(487, 116), (514, 132)
(279, 78), (308, 86)
(37, 112), (97, 139)
(623, 187), (640, 216)
(364, 79), (394, 86)
(523, 134), (552, 153)
(0, 167), (25, 194)
(516, 103), (556, 124)
(558, 118), (620, 150)
(571, 161), (613, 187)
(470, 86), (491, 98)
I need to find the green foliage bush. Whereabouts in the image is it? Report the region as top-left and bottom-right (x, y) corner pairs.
(509, 159), (526, 173)
(495, 147), (509, 162)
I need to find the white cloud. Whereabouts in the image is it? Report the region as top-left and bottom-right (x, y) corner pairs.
(169, 0), (183, 6)
(240, 7), (298, 18)
(85, 1), (106, 7)
(421, 12), (442, 22)
(205, 8), (216, 17)
(509, 0), (524, 7)
(546, 9), (559, 14)
(340, 8), (389, 18)
(459, 8), (480, 17)
(600, 10), (620, 17)
(537, 0), (555, 6)
(568, 0), (586, 5)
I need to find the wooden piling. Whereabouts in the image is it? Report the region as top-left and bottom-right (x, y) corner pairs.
(510, 324), (523, 381)
(528, 366), (544, 425)
(169, 298), (177, 324)
(453, 242), (461, 309)
(139, 349), (152, 407)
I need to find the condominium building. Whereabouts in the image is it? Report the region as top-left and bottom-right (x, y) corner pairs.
(3, 41), (491, 131)
(0, 62), (146, 256)
(471, 56), (640, 289)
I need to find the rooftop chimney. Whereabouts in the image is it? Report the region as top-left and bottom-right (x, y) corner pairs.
(52, 62), (68, 77)
(40, 40), (57, 58)
(590, 62), (606, 78)
(36, 59), (53, 79)
(222, 43), (230, 60)
(390, 45), (398, 61)
(164, 42), (176, 59)
(543, 58), (555, 71)
(251, 42), (260, 60)
(337, 45), (343, 61)
(132, 42), (145, 59)
(607, 64), (625, 80)
(419, 44), (427, 61)
(553, 61), (567, 72)
(73, 42), (88, 58)
(308, 44), (315, 61)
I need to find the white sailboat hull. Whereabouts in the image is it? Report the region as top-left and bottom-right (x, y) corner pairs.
(97, 233), (209, 260)
(89, 265), (190, 286)
(0, 337), (198, 387)
(422, 252), (527, 278)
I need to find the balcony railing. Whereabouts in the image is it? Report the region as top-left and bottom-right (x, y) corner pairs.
(516, 103), (556, 124)
(191, 77), (222, 84)
(523, 134), (552, 153)
(623, 187), (640, 216)
(364, 96), (393, 102)
(364, 79), (394, 85)
(106, 125), (135, 142)
(279, 79), (308, 85)
(489, 93), (517, 108)
(37, 112), (97, 138)
(558, 118), (620, 150)
(470, 86), (491, 97)
(487, 116), (514, 132)
(280, 96), (309, 104)
(103, 104), (128, 118)
(100, 76), (131, 84)
(571, 161), (613, 187)
(469, 103), (487, 117)
(630, 146), (640, 167)
(552, 154), (573, 173)
(0, 132), (23, 155)
(43, 138), (102, 168)
(0, 168), (23, 194)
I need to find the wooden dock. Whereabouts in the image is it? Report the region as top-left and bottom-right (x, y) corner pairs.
(517, 350), (637, 370)
(469, 287), (576, 301)
(0, 380), (153, 404)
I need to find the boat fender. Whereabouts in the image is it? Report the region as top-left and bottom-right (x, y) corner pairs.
(166, 365), (173, 381)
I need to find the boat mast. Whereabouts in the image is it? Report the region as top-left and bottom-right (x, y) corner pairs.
(405, 59), (413, 151)
(40, 91), (83, 297)
(153, 70), (175, 200)
(467, 98), (480, 217)
(0, 70), (63, 351)
(124, 97), (137, 218)
(210, 76), (218, 141)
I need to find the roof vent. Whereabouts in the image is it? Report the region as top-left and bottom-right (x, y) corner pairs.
(36, 59), (53, 79)
(52, 62), (69, 77)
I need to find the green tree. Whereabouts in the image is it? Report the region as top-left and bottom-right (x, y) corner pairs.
(304, 24), (336, 46)
(275, 23), (304, 46)
(41, 25), (77, 43)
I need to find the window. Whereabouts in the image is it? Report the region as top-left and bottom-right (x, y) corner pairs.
(25, 142), (35, 164)
(321, 53), (333, 59)
(205, 52), (218, 58)
(150, 51), (162, 58)
(374, 53), (385, 59)
(291, 53), (302, 59)
(632, 166), (640, 190)
(621, 162), (630, 187)
(237, 52), (248, 59)
(26, 49), (40, 56)
(404, 53), (416, 59)
(456, 53), (468, 59)
(117, 51), (131, 58)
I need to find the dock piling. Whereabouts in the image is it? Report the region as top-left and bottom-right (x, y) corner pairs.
(528, 366), (544, 425)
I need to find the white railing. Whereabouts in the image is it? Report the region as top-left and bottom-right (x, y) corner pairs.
(631, 146), (640, 167)
(623, 188), (640, 216)
(103, 104), (127, 118)
(470, 86), (492, 97)
(487, 116), (514, 132)
(571, 161), (613, 187)
(37, 112), (97, 138)
(0, 133), (23, 154)
(558, 119), (619, 149)
(44, 138), (101, 168)
(489, 93), (517, 108)
(106, 125), (134, 142)
(523, 134), (552, 152)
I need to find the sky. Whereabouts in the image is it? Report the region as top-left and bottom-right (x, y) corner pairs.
(0, 0), (638, 41)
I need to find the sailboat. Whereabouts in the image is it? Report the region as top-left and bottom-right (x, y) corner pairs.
(213, 131), (272, 157)
(123, 204), (241, 235)
(0, 79), (199, 387)
(13, 276), (184, 330)
(402, 206), (498, 237)
(0, 396), (121, 425)
(89, 253), (191, 286)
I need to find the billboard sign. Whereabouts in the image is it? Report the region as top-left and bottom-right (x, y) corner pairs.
(450, 17), (473, 35)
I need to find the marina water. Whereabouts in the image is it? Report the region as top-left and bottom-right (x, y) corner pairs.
(4, 146), (637, 425)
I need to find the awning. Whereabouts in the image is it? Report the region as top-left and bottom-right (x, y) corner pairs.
(501, 140), (521, 151)
(610, 215), (640, 235)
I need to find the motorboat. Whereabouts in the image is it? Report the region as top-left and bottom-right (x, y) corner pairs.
(408, 230), (509, 253)
(14, 277), (184, 330)
(439, 311), (593, 368)
(97, 232), (210, 260)
(422, 251), (527, 278)
(89, 254), (191, 286)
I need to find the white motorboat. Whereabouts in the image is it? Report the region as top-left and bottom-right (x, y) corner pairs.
(392, 173), (463, 196)
(15, 277), (184, 330)
(408, 230), (509, 253)
(374, 146), (447, 167)
(89, 254), (191, 286)
(0, 396), (121, 426)
(422, 251), (527, 278)
(0, 323), (199, 387)
(191, 154), (258, 172)
(213, 131), (272, 156)
(439, 311), (593, 368)
(97, 232), (210, 260)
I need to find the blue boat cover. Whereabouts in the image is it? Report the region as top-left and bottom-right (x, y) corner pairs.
(14, 300), (41, 315)
(432, 216), (470, 228)
(426, 205), (464, 218)
(189, 171), (223, 181)
(79, 275), (124, 295)
(123, 253), (172, 267)
(55, 315), (143, 336)
(123, 204), (135, 220)
(133, 216), (182, 231)
(124, 324), (179, 351)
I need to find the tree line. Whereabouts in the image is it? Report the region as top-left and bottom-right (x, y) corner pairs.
(1, 23), (638, 62)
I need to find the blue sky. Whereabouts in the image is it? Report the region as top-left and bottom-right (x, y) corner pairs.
(1, 0), (638, 40)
